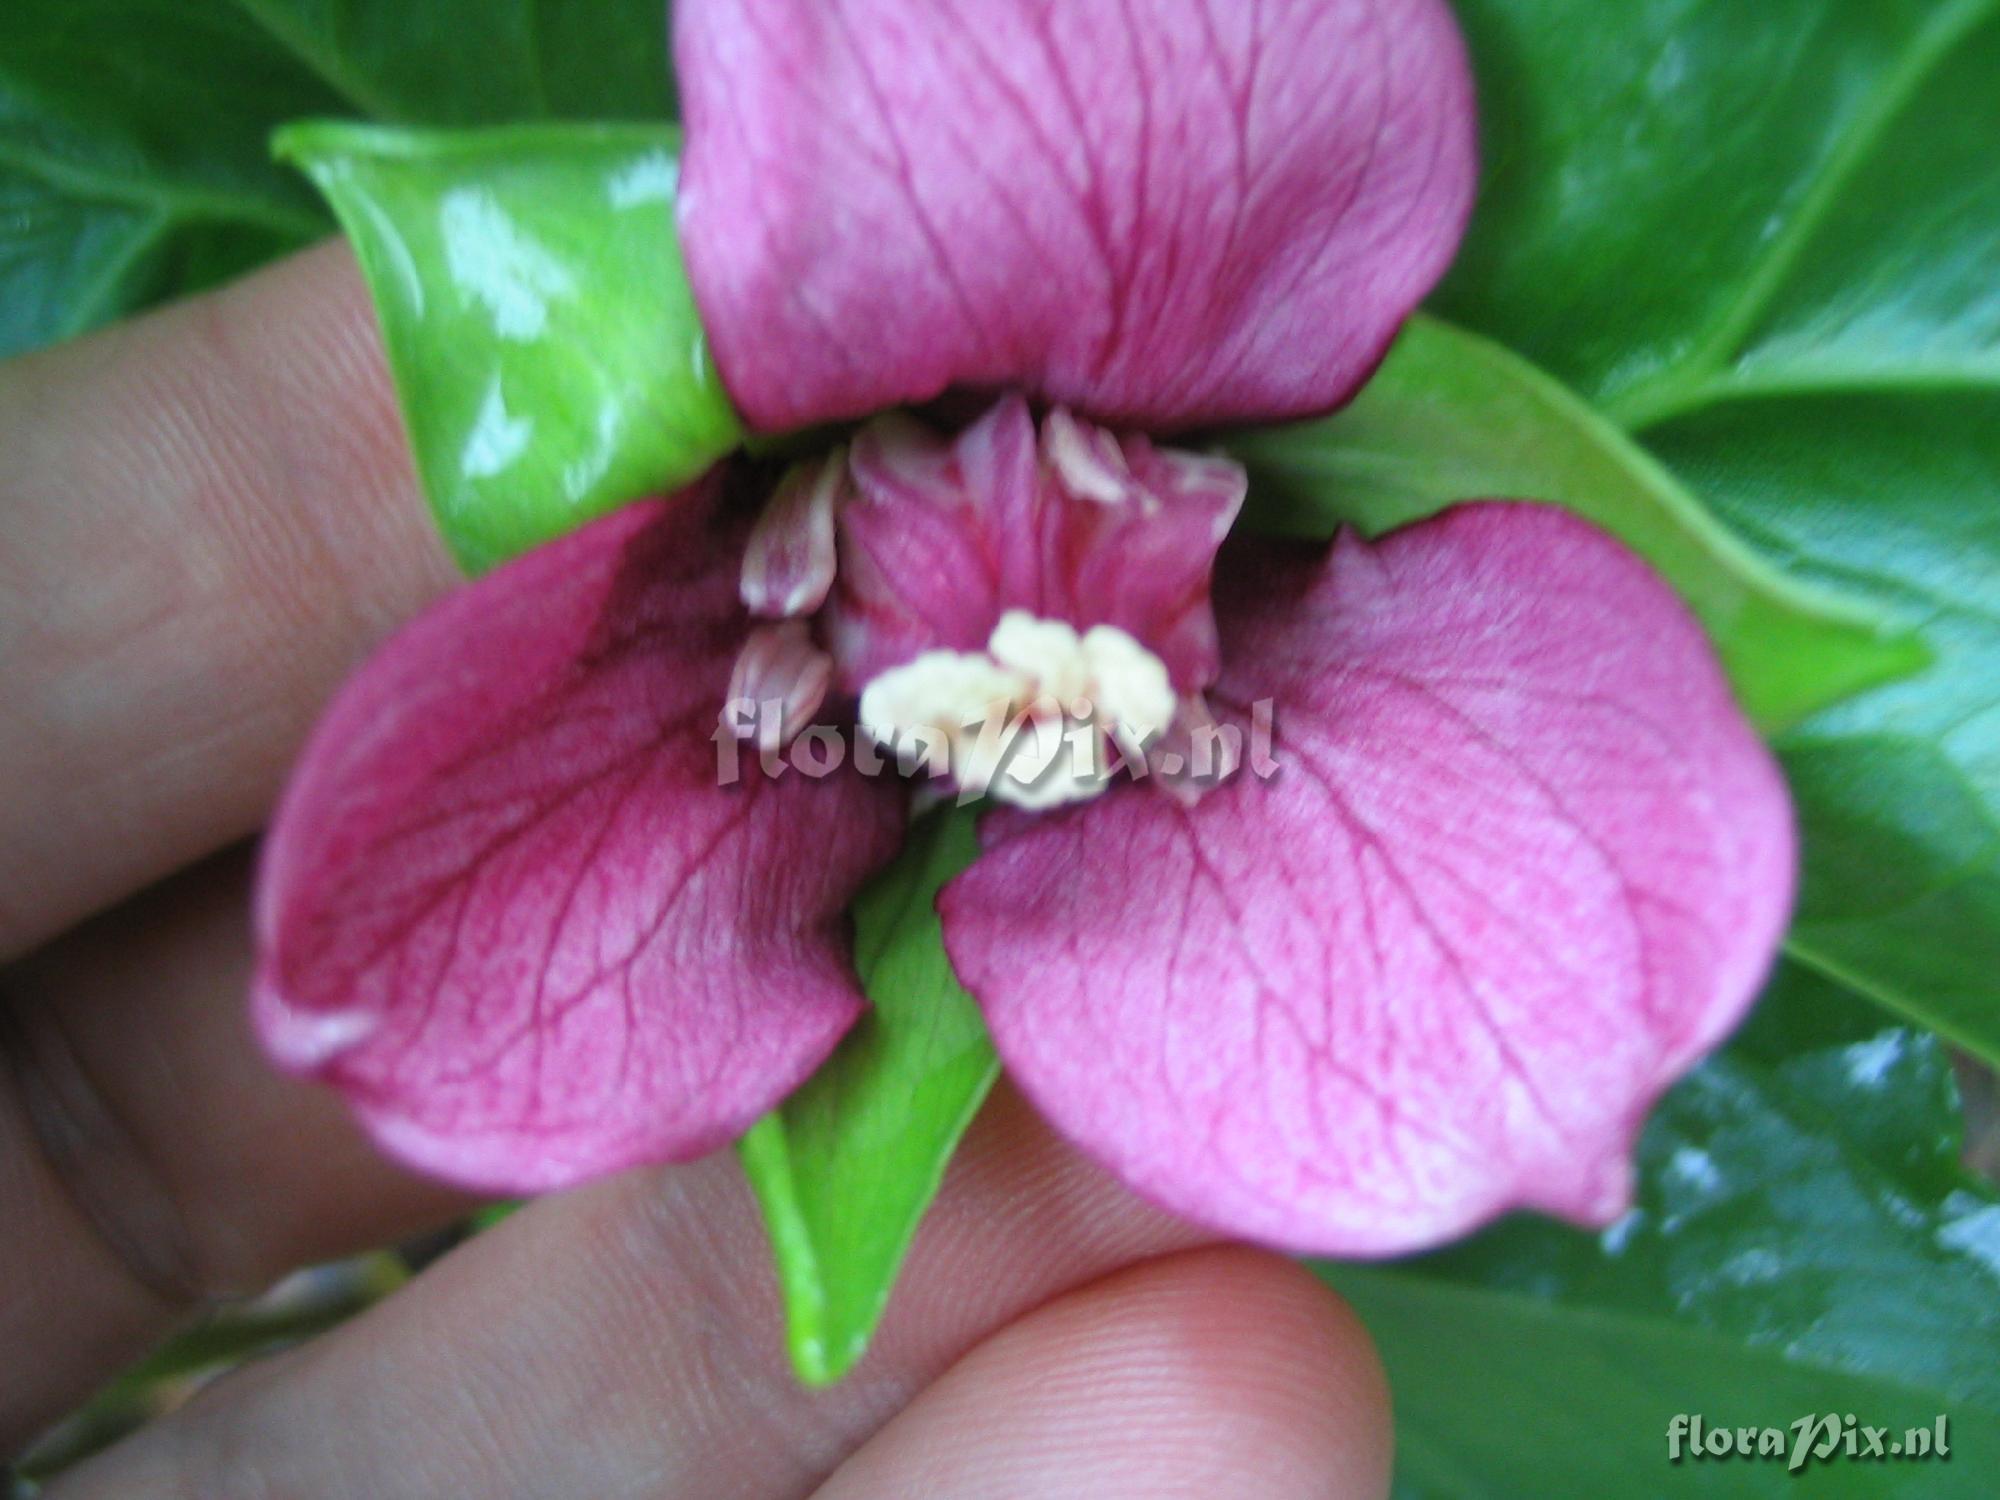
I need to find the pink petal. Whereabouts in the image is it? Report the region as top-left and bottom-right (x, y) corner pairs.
(824, 395), (1245, 694)
(675, 0), (1476, 432)
(939, 504), (1793, 1255)
(253, 486), (905, 1194)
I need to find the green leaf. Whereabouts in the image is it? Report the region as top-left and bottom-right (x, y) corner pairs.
(1433, 0), (2000, 413)
(740, 808), (1000, 1387)
(1650, 399), (2000, 1068)
(1228, 316), (1924, 734)
(0, 0), (674, 359)
(1358, 0), (2000, 1061)
(1323, 964), (2000, 1497)
(0, 0), (338, 357)
(276, 121), (741, 572)
(229, 0), (675, 125)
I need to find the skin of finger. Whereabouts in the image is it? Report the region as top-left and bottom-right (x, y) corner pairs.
(0, 1019), (168, 1457)
(0, 241), (456, 962)
(812, 1248), (1392, 1500)
(48, 1088), (1218, 1500)
(0, 852), (473, 1451)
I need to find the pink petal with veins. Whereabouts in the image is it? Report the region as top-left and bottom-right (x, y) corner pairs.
(253, 485), (905, 1194)
(940, 504), (1793, 1255)
(676, 0), (1476, 432)
(824, 395), (1245, 694)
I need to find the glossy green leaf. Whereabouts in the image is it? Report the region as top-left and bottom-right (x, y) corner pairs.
(1430, 0), (2000, 1061)
(0, 0), (336, 357)
(277, 121), (742, 572)
(741, 809), (999, 1387)
(0, 0), (673, 360)
(1228, 317), (1923, 734)
(1652, 399), (2000, 1067)
(1434, 0), (1997, 412)
(1324, 964), (2000, 1497)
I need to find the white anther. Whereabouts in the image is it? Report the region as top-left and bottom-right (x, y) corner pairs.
(1043, 408), (1133, 506)
(1079, 625), (1177, 744)
(857, 612), (1176, 809)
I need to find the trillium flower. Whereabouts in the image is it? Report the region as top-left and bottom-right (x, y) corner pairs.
(254, 0), (1794, 1255)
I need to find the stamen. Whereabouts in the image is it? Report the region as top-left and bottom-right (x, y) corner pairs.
(741, 450), (845, 619)
(857, 611), (1178, 808)
(1076, 625), (1176, 744)
(859, 649), (1033, 781)
(1043, 407), (1134, 506)
(727, 621), (835, 754)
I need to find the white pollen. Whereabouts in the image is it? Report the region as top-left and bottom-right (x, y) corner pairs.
(988, 714), (1104, 809)
(990, 611), (1093, 707)
(1080, 624), (1177, 742)
(858, 612), (1175, 808)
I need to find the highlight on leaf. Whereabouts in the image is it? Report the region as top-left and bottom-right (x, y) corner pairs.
(275, 119), (742, 573)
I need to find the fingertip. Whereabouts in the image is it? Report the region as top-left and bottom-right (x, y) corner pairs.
(814, 1246), (1393, 1499)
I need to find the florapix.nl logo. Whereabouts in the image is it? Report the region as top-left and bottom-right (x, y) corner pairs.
(715, 691), (1280, 806)
(1667, 1413), (1950, 1474)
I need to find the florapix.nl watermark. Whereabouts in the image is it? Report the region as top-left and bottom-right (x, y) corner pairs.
(1667, 1413), (1950, 1474)
(713, 693), (1280, 804)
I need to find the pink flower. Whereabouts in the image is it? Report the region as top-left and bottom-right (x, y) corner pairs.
(254, 0), (1793, 1255)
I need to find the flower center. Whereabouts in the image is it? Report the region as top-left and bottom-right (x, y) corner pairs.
(857, 609), (1175, 809)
